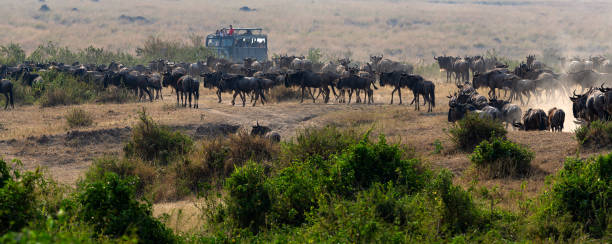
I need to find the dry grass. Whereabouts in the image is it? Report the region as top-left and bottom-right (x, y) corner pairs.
(1, 0), (611, 63)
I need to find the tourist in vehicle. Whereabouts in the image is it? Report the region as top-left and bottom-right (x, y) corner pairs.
(228, 25), (234, 35)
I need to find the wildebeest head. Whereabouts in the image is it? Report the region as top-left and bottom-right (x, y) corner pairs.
(472, 72), (484, 89)
(448, 103), (476, 122)
(570, 88), (591, 120)
(434, 56), (453, 70)
(251, 121), (271, 136)
(201, 72), (223, 89)
(369, 55), (382, 65)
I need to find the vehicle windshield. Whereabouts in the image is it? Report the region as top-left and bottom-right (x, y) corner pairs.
(206, 38), (220, 47)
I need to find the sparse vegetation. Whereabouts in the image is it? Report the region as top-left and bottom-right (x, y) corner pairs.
(575, 120), (612, 148)
(448, 112), (507, 151)
(470, 137), (534, 178)
(124, 109), (193, 166)
(65, 108), (93, 128)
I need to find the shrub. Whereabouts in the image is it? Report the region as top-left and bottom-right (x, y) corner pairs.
(267, 158), (322, 226)
(429, 170), (481, 234)
(330, 134), (429, 197)
(78, 172), (176, 243)
(268, 86), (301, 102)
(82, 156), (157, 197)
(0, 159), (45, 234)
(533, 153), (611, 239)
(38, 71), (98, 107)
(223, 161), (271, 232)
(124, 110), (193, 165)
(65, 108), (93, 128)
(448, 112), (507, 151)
(282, 125), (360, 163)
(96, 87), (138, 104)
(470, 138), (534, 178)
(575, 120), (612, 148)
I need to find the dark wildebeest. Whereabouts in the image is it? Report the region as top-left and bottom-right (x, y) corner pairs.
(1, 79), (15, 109)
(335, 74), (377, 104)
(285, 70), (336, 103)
(513, 108), (549, 131)
(176, 75), (200, 108)
(147, 73), (163, 100)
(222, 75), (267, 107)
(453, 57), (470, 83)
(548, 108), (565, 132)
(488, 99), (522, 129)
(379, 71), (408, 104)
(105, 70), (153, 102)
(434, 56), (454, 83)
(473, 69), (519, 99)
(403, 74), (435, 112)
(598, 85), (612, 116)
(163, 68), (196, 106)
(448, 103), (477, 122)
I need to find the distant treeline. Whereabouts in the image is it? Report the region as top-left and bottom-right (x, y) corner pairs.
(0, 35), (216, 66)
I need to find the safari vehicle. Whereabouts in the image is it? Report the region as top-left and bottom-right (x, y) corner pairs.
(205, 28), (268, 62)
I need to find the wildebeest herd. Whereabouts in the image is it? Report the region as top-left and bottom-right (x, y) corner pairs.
(1, 53), (612, 133)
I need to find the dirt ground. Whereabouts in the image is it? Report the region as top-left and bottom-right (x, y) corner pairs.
(1, 82), (610, 219)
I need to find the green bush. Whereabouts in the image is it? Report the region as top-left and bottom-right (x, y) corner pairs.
(0, 43), (26, 65)
(282, 125), (360, 163)
(124, 110), (193, 165)
(330, 134), (429, 197)
(223, 161), (271, 232)
(449, 112), (507, 151)
(268, 86), (301, 103)
(78, 172), (176, 243)
(470, 138), (534, 178)
(575, 120), (612, 148)
(82, 156), (157, 198)
(0, 159), (46, 234)
(429, 170), (481, 234)
(267, 158), (322, 226)
(38, 71), (99, 107)
(96, 87), (138, 104)
(65, 108), (94, 128)
(533, 153), (611, 239)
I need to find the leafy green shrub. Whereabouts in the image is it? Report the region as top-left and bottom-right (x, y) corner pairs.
(330, 134), (429, 197)
(267, 158), (322, 226)
(470, 138), (534, 178)
(575, 120), (612, 148)
(0, 43), (26, 65)
(65, 108), (93, 128)
(38, 71), (98, 107)
(124, 110), (193, 165)
(448, 112), (507, 151)
(533, 153), (611, 239)
(223, 161), (271, 232)
(82, 156), (157, 198)
(282, 125), (360, 163)
(78, 172), (176, 243)
(429, 170), (481, 234)
(0, 159), (45, 234)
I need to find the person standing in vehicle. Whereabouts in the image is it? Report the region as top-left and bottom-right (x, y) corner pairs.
(228, 25), (235, 35)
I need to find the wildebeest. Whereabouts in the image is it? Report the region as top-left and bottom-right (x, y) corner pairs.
(1, 79), (14, 109)
(285, 70), (336, 103)
(403, 74), (435, 112)
(453, 57), (470, 83)
(548, 108), (565, 132)
(488, 99), (522, 129)
(222, 75), (267, 106)
(335, 74), (377, 104)
(448, 103), (476, 122)
(176, 75), (200, 108)
(473, 69), (519, 99)
(379, 71), (408, 104)
(105, 70), (153, 102)
(370, 55), (413, 74)
(513, 108), (549, 131)
(434, 56), (454, 83)
(570, 88), (609, 122)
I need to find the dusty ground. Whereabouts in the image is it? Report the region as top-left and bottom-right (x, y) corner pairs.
(1, 82), (610, 226)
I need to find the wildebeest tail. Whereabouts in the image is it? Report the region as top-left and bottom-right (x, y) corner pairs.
(430, 84), (435, 107)
(371, 80), (378, 90)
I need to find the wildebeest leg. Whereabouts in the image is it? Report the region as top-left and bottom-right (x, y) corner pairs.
(231, 91), (239, 106)
(217, 89), (222, 103)
(195, 89), (199, 108)
(3, 93), (8, 109)
(188, 90), (193, 108)
(144, 87), (153, 102)
(176, 89), (180, 106)
(348, 89), (354, 104)
(240, 92), (247, 107)
(355, 90), (362, 103)
(308, 88), (317, 103)
(300, 87), (305, 103)
(390, 87), (396, 104)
